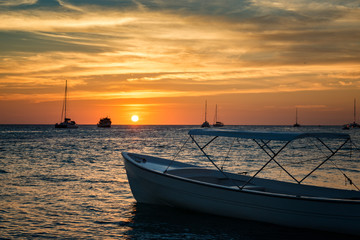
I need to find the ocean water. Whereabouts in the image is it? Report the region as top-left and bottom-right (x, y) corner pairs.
(1, 125), (359, 239)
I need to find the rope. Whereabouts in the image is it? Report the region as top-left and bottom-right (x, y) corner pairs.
(350, 140), (360, 153)
(163, 136), (190, 173)
(309, 137), (359, 191)
(220, 138), (236, 170)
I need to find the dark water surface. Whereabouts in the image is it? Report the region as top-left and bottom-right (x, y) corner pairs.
(1, 125), (359, 239)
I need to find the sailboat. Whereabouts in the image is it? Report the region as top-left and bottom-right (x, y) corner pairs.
(55, 80), (78, 128)
(343, 98), (360, 129)
(213, 104), (224, 127)
(293, 108), (300, 127)
(201, 100), (210, 128)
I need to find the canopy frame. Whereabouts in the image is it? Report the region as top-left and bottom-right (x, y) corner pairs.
(188, 129), (352, 190)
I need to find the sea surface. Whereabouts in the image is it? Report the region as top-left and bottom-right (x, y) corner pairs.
(1, 125), (359, 239)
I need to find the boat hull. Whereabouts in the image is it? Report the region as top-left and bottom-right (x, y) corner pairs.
(123, 152), (360, 236)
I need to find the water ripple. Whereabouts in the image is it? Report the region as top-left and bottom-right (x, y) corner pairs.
(1, 125), (359, 239)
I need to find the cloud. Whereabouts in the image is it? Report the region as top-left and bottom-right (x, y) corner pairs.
(295, 105), (327, 109)
(0, 0), (37, 6)
(56, 0), (84, 12)
(0, 0), (360, 104)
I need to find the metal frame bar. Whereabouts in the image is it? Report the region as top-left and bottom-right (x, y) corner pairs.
(200, 136), (218, 150)
(221, 138), (236, 171)
(189, 133), (353, 191)
(190, 135), (226, 176)
(240, 139), (293, 189)
(164, 136), (191, 173)
(190, 135), (242, 189)
(316, 137), (335, 154)
(299, 137), (350, 183)
(254, 139), (300, 184)
(260, 140), (274, 155)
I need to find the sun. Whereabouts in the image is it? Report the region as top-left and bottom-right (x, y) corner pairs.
(131, 115), (139, 123)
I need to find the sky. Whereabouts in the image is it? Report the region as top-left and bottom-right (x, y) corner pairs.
(1, 0), (360, 125)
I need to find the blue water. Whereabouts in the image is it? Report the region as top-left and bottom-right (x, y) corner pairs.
(1, 125), (359, 239)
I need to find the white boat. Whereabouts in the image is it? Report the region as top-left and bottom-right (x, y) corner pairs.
(55, 80), (78, 128)
(97, 117), (111, 128)
(122, 128), (360, 235)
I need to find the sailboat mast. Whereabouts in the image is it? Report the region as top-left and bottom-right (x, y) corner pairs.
(354, 98), (356, 123)
(296, 108), (298, 124)
(64, 80), (67, 120)
(205, 100), (207, 122)
(215, 104), (218, 122)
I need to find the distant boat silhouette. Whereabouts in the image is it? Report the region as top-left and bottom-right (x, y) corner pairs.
(55, 80), (78, 128)
(213, 104), (224, 127)
(343, 98), (360, 129)
(201, 100), (210, 128)
(98, 117), (111, 128)
(293, 108), (301, 127)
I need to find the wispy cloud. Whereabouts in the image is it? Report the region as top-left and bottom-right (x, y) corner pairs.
(0, 0), (37, 6)
(56, 0), (84, 12)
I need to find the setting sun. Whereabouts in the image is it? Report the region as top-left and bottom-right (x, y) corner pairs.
(131, 115), (139, 123)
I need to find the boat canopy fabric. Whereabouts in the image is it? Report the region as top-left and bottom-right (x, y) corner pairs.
(188, 129), (350, 141)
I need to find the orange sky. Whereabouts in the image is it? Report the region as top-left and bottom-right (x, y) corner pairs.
(1, 1), (360, 125)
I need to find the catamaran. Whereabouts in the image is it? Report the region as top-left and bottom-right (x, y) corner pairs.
(55, 80), (78, 128)
(122, 128), (360, 235)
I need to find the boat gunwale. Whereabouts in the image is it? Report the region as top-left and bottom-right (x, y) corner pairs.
(122, 152), (360, 204)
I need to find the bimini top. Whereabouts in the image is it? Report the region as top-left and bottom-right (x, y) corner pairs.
(188, 128), (350, 141)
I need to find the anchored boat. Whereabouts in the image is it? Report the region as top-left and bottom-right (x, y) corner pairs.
(213, 104), (224, 127)
(293, 108), (300, 127)
(97, 117), (111, 128)
(55, 80), (78, 129)
(122, 128), (360, 235)
(201, 100), (210, 128)
(343, 98), (360, 129)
